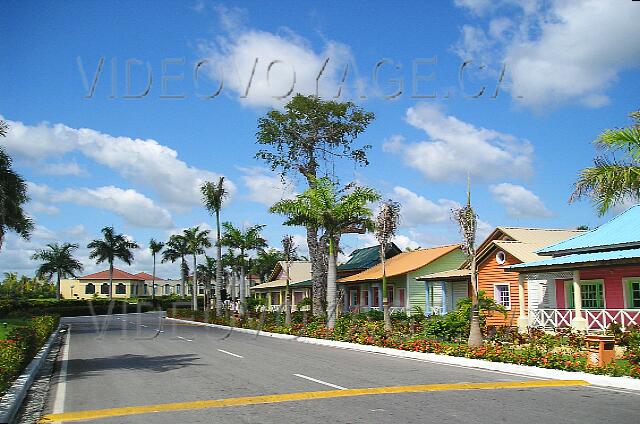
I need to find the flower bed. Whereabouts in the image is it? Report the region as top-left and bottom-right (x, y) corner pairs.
(0, 315), (59, 395)
(167, 309), (640, 379)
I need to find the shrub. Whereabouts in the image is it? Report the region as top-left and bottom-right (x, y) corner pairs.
(0, 339), (25, 394)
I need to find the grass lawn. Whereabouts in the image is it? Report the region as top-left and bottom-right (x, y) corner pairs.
(0, 318), (30, 340)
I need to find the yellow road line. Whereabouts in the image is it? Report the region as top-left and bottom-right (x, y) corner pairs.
(40, 379), (589, 423)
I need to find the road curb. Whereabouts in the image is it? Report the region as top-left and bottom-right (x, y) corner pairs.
(0, 322), (63, 424)
(166, 317), (640, 392)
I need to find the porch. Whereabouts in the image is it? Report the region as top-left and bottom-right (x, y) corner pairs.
(528, 308), (640, 332)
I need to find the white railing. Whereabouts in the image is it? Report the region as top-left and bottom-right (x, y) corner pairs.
(529, 309), (640, 331)
(346, 306), (406, 313)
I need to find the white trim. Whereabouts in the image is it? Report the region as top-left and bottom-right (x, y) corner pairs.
(496, 250), (506, 265)
(493, 283), (511, 310)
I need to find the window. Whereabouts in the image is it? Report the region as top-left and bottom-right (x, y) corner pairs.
(372, 287), (380, 307)
(164, 284), (171, 295)
(494, 284), (511, 309)
(143, 284), (148, 295)
(101, 283), (109, 295)
(628, 280), (640, 308)
(293, 291), (304, 305)
(85, 283), (95, 295)
(115, 283), (126, 295)
(198, 285), (205, 295)
(496, 251), (506, 264)
(131, 285), (138, 296)
(387, 285), (394, 304)
(362, 290), (369, 306)
(175, 284), (181, 295)
(398, 288), (405, 306)
(567, 280), (604, 309)
(349, 290), (358, 306)
(271, 292), (280, 305)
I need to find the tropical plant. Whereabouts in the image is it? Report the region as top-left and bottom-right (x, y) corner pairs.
(162, 234), (189, 298)
(0, 272), (55, 299)
(220, 223), (267, 315)
(256, 94), (375, 315)
(87, 227), (139, 299)
(282, 235), (296, 326)
(571, 110), (640, 215)
(375, 200), (401, 331)
(251, 248), (286, 284)
(452, 179), (482, 347)
(221, 249), (241, 302)
(197, 255), (217, 310)
(148, 238), (164, 301)
(271, 177), (380, 329)
(0, 120), (33, 251)
(183, 226), (211, 311)
(201, 177), (229, 315)
(31, 242), (83, 300)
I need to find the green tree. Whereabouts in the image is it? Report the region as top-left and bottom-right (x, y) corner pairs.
(183, 226), (211, 311)
(149, 238), (164, 300)
(256, 94), (374, 315)
(571, 110), (640, 215)
(220, 223), (267, 315)
(221, 249), (241, 303)
(271, 177), (379, 329)
(0, 120), (34, 250)
(251, 248), (286, 284)
(374, 200), (401, 331)
(162, 234), (190, 298)
(32, 242), (83, 300)
(282, 235), (296, 326)
(197, 255), (217, 309)
(87, 227), (139, 299)
(201, 177), (229, 315)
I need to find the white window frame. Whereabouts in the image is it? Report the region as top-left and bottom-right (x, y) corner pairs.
(623, 277), (640, 309)
(493, 283), (511, 310)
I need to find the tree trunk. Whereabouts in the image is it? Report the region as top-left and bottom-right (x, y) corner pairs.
(109, 263), (113, 300)
(307, 225), (327, 316)
(326, 238), (337, 329)
(56, 271), (61, 300)
(285, 260), (291, 326)
(381, 245), (392, 331)
(180, 257), (187, 298)
(151, 254), (156, 301)
(468, 253), (483, 347)
(215, 210), (223, 316)
(192, 255), (198, 311)
(239, 249), (246, 316)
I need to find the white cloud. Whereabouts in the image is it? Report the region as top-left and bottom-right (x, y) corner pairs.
(29, 183), (174, 229)
(1, 117), (235, 208)
(38, 161), (86, 176)
(384, 104), (533, 182)
(391, 186), (460, 227)
(454, 0), (640, 109)
(28, 201), (59, 215)
(198, 10), (356, 108)
(490, 182), (552, 218)
(239, 167), (297, 206)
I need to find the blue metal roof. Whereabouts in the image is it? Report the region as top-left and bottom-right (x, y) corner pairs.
(537, 204), (640, 255)
(507, 247), (640, 270)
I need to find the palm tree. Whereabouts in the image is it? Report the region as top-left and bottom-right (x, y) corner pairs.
(220, 223), (267, 315)
(282, 235), (296, 326)
(571, 110), (640, 215)
(251, 248), (287, 284)
(375, 200), (401, 331)
(32, 243), (84, 300)
(0, 120), (34, 251)
(87, 227), (139, 299)
(453, 177), (482, 347)
(183, 226), (212, 311)
(271, 177), (380, 329)
(201, 177), (229, 316)
(221, 249), (241, 303)
(162, 234), (189, 298)
(149, 238), (164, 301)
(197, 255), (217, 310)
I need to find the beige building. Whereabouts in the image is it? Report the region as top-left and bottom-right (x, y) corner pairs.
(250, 261), (312, 311)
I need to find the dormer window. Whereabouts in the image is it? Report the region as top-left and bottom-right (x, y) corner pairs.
(496, 251), (506, 264)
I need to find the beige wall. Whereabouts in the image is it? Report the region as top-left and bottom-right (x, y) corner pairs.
(60, 279), (142, 300)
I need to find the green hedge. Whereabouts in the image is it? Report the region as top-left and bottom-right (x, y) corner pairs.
(0, 315), (59, 395)
(0, 299), (153, 318)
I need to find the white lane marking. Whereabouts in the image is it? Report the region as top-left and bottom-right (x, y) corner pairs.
(141, 324), (148, 328)
(154, 329), (164, 333)
(52, 327), (71, 416)
(293, 373), (348, 390)
(217, 349), (243, 358)
(177, 336), (193, 342)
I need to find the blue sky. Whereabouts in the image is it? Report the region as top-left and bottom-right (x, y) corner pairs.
(1, 0), (639, 278)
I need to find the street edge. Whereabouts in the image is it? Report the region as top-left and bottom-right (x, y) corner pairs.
(166, 317), (640, 391)
(0, 322), (63, 424)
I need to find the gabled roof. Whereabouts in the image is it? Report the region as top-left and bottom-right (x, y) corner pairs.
(337, 244), (462, 283)
(78, 268), (144, 280)
(474, 227), (585, 264)
(338, 243), (401, 272)
(267, 261), (312, 283)
(537, 204), (640, 256)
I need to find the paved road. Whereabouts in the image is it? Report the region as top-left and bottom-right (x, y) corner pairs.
(40, 312), (639, 423)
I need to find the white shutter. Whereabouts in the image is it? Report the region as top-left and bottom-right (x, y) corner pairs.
(452, 282), (468, 310)
(528, 280), (540, 310)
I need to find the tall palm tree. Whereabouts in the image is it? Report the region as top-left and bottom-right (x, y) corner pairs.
(183, 226), (212, 311)
(31, 242), (83, 300)
(162, 234), (189, 298)
(221, 249), (241, 303)
(149, 238), (164, 300)
(220, 223), (267, 315)
(197, 255), (217, 310)
(87, 227), (139, 299)
(571, 110), (640, 215)
(201, 177), (229, 316)
(0, 120), (33, 251)
(375, 200), (401, 331)
(271, 177), (380, 329)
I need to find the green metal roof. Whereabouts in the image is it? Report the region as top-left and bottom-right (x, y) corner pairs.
(337, 243), (400, 272)
(289, 279), (312, 287)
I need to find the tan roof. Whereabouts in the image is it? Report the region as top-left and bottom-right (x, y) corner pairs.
(337, 244), (462, 283)
(250, 279), (289, 290)
(417, 268), (471, 281)
(498, 227), (585, 245)
(252, 261), (312, 291)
